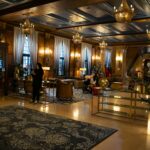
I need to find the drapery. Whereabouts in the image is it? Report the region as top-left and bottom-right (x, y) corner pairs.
(62, 37), (70, 76)
(13, 27), (25, 65)
(54, 36), (70, 76)
(105, 50), (111, 68)
(81, 42), (92, 74)
(28, 31), (38, 68)
(54, 36), (63, 75)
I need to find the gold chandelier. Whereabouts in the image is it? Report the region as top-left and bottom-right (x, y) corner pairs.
(20, 14), (34, 35)
(114, 0), (134, 23)
(99, 40), (108, 49)
(72, 32), (83, 44)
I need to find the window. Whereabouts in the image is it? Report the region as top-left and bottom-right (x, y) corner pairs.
(84, 48), (88, 75)
(23, 36), (31, 76)
(105, 50), (111, 68)
(54, 36), (70, 77)
(105, 50), (112, 77)
(81, 43), (92, 75)
(0, 59), (2, 69)
(58, 42), (65, 76)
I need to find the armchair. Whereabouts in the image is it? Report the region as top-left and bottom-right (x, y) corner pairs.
(56, 80), (73, 100)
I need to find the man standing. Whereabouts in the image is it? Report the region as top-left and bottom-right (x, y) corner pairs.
(31, 63), (44, 103)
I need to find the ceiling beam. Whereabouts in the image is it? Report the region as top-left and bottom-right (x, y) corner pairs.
(85, 32), (147, 39)
(1, 0), (13, 4)
(0, 0), (60, 16)
(56, 17), (150, 30)
(108, 41), (150, 47)
(0, 0), (110, 21)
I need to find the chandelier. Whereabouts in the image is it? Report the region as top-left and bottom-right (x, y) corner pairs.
(99, 40), (108, 49)
(20, 14), (34, 35)
(114, 0), (134, 23)
(72, 32), (83, 44)
(146, 29), (150, 38)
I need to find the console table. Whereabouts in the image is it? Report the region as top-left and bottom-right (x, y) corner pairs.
(92, 88), (150, 120)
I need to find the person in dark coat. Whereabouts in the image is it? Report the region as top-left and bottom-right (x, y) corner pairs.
(31, 63), (44, 103)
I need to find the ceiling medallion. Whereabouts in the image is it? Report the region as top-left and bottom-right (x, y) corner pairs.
(99, 40), (108, 49)
(20, 14), (34, 35)
(114, 0), (134, 23)
(72, 32), (83, 44)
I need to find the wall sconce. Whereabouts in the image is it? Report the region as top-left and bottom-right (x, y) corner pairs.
(70, 52), (80, 58)
(71, 52), (81, 76)
(75, 52), (80, 58)
(39, 49), (45, 55)
(116, 55), (123, 62)
(70, 52), (74, 57)
(42, 67), (50, 71)
(116, 54), (123, 70)
(39, 48), (52, 55)
(92, 55), (101, 60)
(45, 48), (52, 54)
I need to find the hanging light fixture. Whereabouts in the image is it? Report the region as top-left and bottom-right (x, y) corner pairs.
(114, 0), (134, 23)
(72, 32), (83, 44)
(99, 39), (108, 49)
(20, 13), (34, 35)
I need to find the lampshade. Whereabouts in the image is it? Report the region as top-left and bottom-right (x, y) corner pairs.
(114, 0), (134, 23)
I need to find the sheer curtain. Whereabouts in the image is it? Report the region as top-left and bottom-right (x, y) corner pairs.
(63, 37), (70, 76)
(105, 50), (111, 68)
(28, 30), (38, 68)
(81, 42), (92, 74)
(54, 36), (70, 76)
(54, 36), (63, 75)
(13, 27), (25, 65)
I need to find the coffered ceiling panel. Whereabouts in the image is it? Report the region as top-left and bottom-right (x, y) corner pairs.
(0, 0), (149, 45)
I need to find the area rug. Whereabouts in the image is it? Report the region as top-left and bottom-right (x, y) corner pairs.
(0, 105), (117, 150)
(9, 88), (92, 104)
(44, 88), (92, 104)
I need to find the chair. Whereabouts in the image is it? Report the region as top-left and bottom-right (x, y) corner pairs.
(24, 80), (33, 97)
(74, 79), (83, 89)
(56, 80), (73, 100)
(17, 79), (25, 96)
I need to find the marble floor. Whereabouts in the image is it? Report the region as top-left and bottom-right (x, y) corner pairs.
(0, 95), (150, 150)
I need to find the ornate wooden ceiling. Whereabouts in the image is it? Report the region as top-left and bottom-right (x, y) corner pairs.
(0, 0), (150, 45)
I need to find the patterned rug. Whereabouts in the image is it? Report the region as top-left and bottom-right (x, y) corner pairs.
(43, 88), (93, 104)
(9, 88), (93, 104)
(0, 105), (117, 150)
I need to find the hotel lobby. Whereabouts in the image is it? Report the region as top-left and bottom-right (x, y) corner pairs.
(0, 0), (150, 149)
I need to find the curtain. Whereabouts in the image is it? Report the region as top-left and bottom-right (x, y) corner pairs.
(28, 31), (38, 68)
(13, 27), (25, 65)
(63, 37), (70, 77)
(81, 42), (92, 74)
(105, 50), (111, 68)
(54, 36), (70, 76)
(54, 36), (63, 75)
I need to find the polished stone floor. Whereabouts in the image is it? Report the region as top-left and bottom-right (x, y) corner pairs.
(0, 95), (150, 150)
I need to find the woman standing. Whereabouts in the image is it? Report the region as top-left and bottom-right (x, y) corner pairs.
(31, 63), (44, 103)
